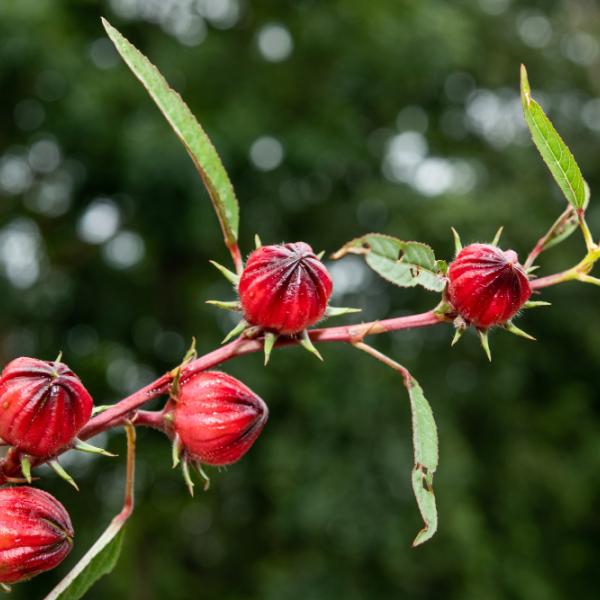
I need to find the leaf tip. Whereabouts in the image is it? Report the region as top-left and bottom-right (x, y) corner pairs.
(100, 16), (112, 33)
(520, 64), (531, 107)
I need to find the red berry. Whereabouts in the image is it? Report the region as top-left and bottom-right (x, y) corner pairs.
(0, 357), (93, 458)
(0, 486), (73, 584)
(174, 371), (268, 466)
(448, 243), (532, 329)
(238, 242), (333, 334)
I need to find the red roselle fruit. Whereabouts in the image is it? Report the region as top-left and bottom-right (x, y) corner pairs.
(173, 371), (268, 466)
(448, 243), (532, 329)
(0, 357), (93, 458)
(238, 242), (333, 334)
(0, 486), (73, 584)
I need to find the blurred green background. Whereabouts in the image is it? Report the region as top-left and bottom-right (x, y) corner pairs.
(1, 0), (600, 598)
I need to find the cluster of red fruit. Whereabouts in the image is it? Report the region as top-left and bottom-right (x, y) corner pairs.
(0, 240), (530, 584)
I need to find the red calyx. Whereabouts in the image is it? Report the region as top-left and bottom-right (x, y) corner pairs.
(448, 243), (532, 329)
(173, 371), (268, 467)
(238, 242), (333, 334)
(0, 357), (94, 458)
(0, 486), (73, 584)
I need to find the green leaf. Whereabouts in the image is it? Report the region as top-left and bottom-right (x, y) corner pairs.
(46, 424), (137, 600)
(540, 184), (590, 253)
(520, 65), (586, 209)
(541, 209), (579, 252)
(102, 18), (239, 246)
(333, 234), (446, 292)
(46, 529), (125, 600)
(407, 377), (438, 546)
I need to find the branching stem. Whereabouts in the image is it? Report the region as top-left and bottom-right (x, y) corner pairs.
(0, 254), (591, 482)
(353, 342), (411, 385)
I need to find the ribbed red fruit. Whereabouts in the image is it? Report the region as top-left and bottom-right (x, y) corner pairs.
(238, 242), (333, 334)
(448, 243), (532, 328)
(0, 357), (93, 457)
(0, 486), (73, 584)
(174, 371), (268, 466)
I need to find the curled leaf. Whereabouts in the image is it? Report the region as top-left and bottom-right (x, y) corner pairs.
(333, 234), (446, 292)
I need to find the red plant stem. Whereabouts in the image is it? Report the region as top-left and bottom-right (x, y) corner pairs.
(530, 271), (573, 289)
(353, 342), (412, 386)
(44, 423), (136, 600)
(0, 309), (444, 481)
(80, 374), (172, 439)
(79, 310), (444, 438)
(133, 410), (167, 431)
(121, 423), (136, 516)
(0, 266), (570, 482)
(228, 242), (244, 275)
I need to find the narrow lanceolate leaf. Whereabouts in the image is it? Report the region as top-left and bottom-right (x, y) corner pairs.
(102, 18), (239, 246)
(47, 530), (125, 600)
(407, 377), (439, 546)
(520, 65), (586, 209)
(333, 234), (446, 292)
(46, 424), (136, 600)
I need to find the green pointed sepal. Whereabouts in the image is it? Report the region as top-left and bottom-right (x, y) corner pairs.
(503, 321), (536, 341)
(478, 329), (492, 362)
(206, 300), (242, 312)
(20, 455), (32, 484)
(323, 306), (362, 319)
(209, 260), (240, 286)
(491, 226), (504, 246)
(50, 460), (79, 491)
(181, 458), (211, 496)
(181, 459), (195, 497)
(172, 434), (183, 469)
(195, 462), (211, 492)
(1, 583), (12, 593)
(222, 319), (248, 344)
(74, 439), (117, 458)
(522, 300), (551, 309)
(450, 316), (467, 347)
(263, 332), (277, 366)
(451, 327), (464, 347)
(451, 227), (463, 255)
(254, 234), (262, 249)
(299, 330), (323, 361)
